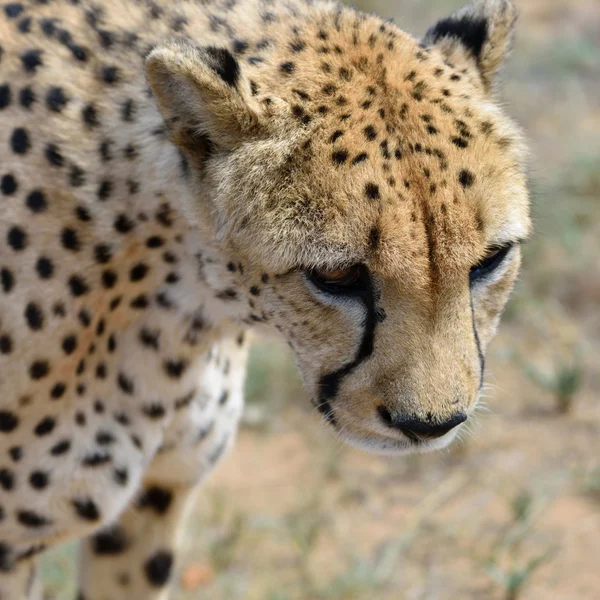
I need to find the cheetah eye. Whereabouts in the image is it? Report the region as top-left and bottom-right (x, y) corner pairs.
(469, 244), (513, 283)
(308, 265), (365, 294)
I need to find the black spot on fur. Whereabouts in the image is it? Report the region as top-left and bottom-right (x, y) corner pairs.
(139, 328), (160, 350)
(34, 416), (55, 436)
(329, 130), (343, 143)
(68, 275), (89, 297)
(113, 468), (128, 486)
(0, 334), (12, 353)
(78, 309), (92, 328)
(369, 226), (380, 250)
(101, 65), (120, 84)
(4, 4), (24, 19)
(290, 39), (306, 53)
(0, 412), (19, 432)
(363, 125), (377, 141)
(96, 319), (106, 336)
(114, 214), (135, 233)
(0, 84), (11, 109)
(0, 468), (14, 491)
(46, 87), (69, 112)
(82, 452), (111, 467)
(92, 526), (128, 554)
(452, 136), (469, 148)
(279, 61), (295, 74)
(121, 99), (136, 122)
(62, 335), (77, 355)
(232, 39), (249, 54)
(10, 127), (30, 154)
(331, 150), (348, 165)
(18, 18), (31, 34)
(364, 183), (380, 200)
(130, 294), (149, 309)
(20, 49), (43, 72)
(144, 551), (173, 587)
(352, 152), (368, 165)
(142, 403), (165, 419)
(6, 226), (27, 251)
(175, 389), (196, 410)
(17, 510), (51, 528)
(61, 228), (80, 251)
(97, 180), (113, 200)
(25, 302), (44, 331)
(50, 382), (66, 399)
(163, 358), (187, 379)
(459, 169), (475, 188)
(118, 372), (135, 395)
(82, 103), (99, 128)
(72, 498), (100, 521)
(35, 256), (54, 279)
(146, 236), (164, 249)
(76, 205), (92, 222)
(19, 86), (35, 108)
(44, 144), (65, 167)
(138, 486), (173, 515)
(94, 245), (112, 263)
(102, 270), (117, 289)
(29, 471), (49, 490)
(29, 360), (50, 380)
(129, 263), (149, 282)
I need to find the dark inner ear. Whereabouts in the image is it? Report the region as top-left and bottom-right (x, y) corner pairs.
(177, 47), (238, 161)
(180, 128), (215, 165)
(204, 46), (240, 88)
(426, 16), (489, 60)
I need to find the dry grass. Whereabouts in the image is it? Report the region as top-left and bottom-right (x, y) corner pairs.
(40, 0), (600, 598)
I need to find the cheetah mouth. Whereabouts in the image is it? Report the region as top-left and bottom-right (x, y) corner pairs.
(337, 427), (461, 456)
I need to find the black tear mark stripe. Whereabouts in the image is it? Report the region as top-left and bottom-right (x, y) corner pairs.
(317, 269), (379, 425)
(470, 295), (485, 388)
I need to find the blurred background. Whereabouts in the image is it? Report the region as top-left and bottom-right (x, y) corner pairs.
(41, 0), (600, 598)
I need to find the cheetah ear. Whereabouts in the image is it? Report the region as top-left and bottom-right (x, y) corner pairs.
(423, 0), (518, 91)
(146, 42), (266, 158)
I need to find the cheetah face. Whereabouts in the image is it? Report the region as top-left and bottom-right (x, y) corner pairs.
(148, 0), (531, 454)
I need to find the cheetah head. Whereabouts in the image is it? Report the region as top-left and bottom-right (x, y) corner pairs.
(147, 0), (531, 455)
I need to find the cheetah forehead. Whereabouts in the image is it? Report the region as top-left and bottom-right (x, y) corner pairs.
(213, 13), (530, 276)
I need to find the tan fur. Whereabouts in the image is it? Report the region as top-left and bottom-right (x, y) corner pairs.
(0, 0), (530, 597)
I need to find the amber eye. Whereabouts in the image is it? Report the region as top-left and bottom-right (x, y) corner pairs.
(469, 244), (512, 282)
(308, 264), (365, 294)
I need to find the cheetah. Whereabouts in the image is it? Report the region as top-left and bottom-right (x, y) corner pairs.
(0, 0), (531, 597)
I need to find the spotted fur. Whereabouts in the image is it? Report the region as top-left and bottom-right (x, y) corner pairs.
(0, 0), (530, 597)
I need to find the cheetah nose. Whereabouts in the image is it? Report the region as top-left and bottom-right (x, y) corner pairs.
(377, 407), (467, 441)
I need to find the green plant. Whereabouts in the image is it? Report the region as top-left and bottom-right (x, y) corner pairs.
(208, 512), (247, 571)
(485, 550), (557, 600)
(484, 489), (558, 600)
(314, 536), (410, 600)
(267, 592), (292, 600)
(38, 542), (77, 600)
(581, 466), (600, 501)
(516, 350), (583, 414)
(510, 490), (534, 523)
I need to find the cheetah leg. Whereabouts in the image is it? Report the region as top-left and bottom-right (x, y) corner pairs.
(77, 332), (248, 600)
(76, 483), (198, 600)
(0, 558), (43, 600)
